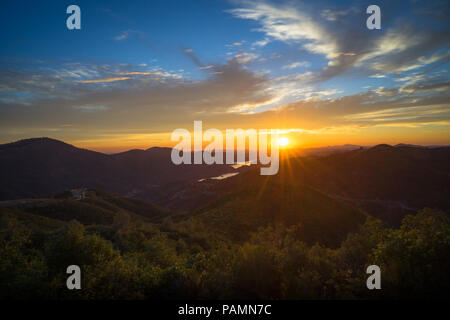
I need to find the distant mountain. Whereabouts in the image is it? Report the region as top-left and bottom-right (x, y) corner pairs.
(394, 143), (426, 148)
(1, 138), (449, 227)
(288, 144), (450, 224)
(299, 144), (364, 157)
(158, 143), (450, 225)
(0, 137), (238, 202)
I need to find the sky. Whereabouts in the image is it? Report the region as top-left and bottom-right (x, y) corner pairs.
(0, 0), (449, 152)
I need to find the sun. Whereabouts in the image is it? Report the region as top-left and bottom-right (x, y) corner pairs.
(277, 137), (290, 147)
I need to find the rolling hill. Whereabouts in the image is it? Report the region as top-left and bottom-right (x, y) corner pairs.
(152, 144), (450, 225)
(174, 168), (367, 247)
(1, 138), (449, 227)
(0, 137), (238, 202)
(289, 144), (450, 224)
(0, 189), (169, 227)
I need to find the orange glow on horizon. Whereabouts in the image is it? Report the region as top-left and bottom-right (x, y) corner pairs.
(37, 123), (450, 154)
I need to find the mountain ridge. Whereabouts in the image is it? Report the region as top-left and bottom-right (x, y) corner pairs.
(1, 137), (449, 224)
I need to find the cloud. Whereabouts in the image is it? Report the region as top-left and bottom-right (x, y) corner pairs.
(226, 41), (245, 47)
(1, 58), (448, 147)
(252, 38), (270, 47)
(320, 8), (357, 21)
(282, 61), (310, 69)
(79, 77), (131, 83)
(229, 1), (450, 82)
(199, 65), (215, 70)
(116, 72), (152, 75)
(359, 28), (450, 74)
(0, 61), (190, 114)
(229, 2), (339, 60)
(0, 59), (272, 134)
(342, 104), (450, 123)
(114, 30), (131, 41)
(370, 74), (386, 78)
(399, 81), (450, 94)
(114, 30), (141, 41)
(183, 48), (208, 68)
(251, 83), (450, 130)
(234, 52), (259, 64)
(74, 105), (109, 112)
(386, 50), (450, 73)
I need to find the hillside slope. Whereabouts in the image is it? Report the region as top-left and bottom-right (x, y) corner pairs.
(0, 189), (170, 227)
(0, 138), (237, 202)
(290, 144), (450, 224)
(169, 169), (366, 247)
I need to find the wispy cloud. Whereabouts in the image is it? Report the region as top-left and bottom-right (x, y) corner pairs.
(114, 30), (131, 41)
(116, 72), (152, 75)
(74, 105), (109, 112)
(320, 8), (357, 21)
(370, 74), (386, 78)
(114, 29), (144, 41)
(252, 38), (270, 47)
(282, 61), (310, 69)
(234, 52), (259, 64)
(229, 1), (450, 82)
(80, 77), (131, 83)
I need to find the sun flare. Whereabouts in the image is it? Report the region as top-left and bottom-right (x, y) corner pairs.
(277, 137), (290, 147)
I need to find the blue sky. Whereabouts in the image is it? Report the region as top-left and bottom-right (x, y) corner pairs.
(1, 0), (260, 79)
(0, 0), (449, 151)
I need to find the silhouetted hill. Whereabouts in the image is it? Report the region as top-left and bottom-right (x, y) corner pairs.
(300, 144), (364, 156)
(288, 144), (450, 224)
(1, 138), (449, 227)
(156, 144), (450, 225)
(0, 137), (237, 202)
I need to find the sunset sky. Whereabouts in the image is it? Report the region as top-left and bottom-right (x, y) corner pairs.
(0, 0), (449, 153)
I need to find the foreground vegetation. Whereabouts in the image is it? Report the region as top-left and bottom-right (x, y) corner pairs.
(0, 190), (449, 300)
